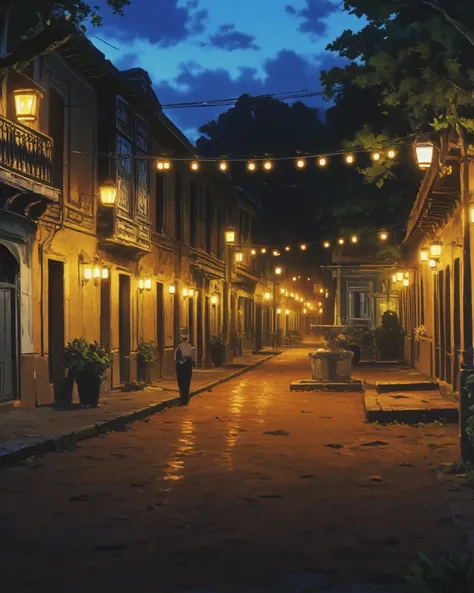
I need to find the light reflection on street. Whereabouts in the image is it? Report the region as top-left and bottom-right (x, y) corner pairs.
(162, 416), (195, 482)
(222, 382), (245, 471)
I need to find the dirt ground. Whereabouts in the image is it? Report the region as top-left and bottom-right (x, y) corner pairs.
(0, 350), (461, 593)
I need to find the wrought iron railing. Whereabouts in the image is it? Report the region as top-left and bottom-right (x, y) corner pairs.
(0, 115), (53, 185)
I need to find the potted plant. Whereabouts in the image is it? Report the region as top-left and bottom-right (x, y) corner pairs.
(137, 341), (156, 385)
(210, 334), (225, 367)
(64, 338), (111, 407)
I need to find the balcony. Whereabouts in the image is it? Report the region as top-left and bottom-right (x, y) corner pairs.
(0, 115), (60, 202)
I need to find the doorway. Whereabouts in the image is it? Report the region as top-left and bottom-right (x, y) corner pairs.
(255, 303), (262, 351)
(197, 290), (203, 365)
(48, 260), (65, 401)
(0, 245), (18, 401)
(438, 270), (445, 381)
(453, 259), (461, 392)
(100, 274), (111, 351)
(119, 275), (131, 384)
(188, 297), (195, 346)
(205, 296), (211, 365)
(445, 266), (452, 385)
(156, 282), (165, 377)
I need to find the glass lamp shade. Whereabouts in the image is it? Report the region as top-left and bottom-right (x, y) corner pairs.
(225, 228), (236, 244)
(13, 88), (41, 122)
(99, 181), (117, 206)
(415, 142), (434, 169)
(430, 241), (442, 257)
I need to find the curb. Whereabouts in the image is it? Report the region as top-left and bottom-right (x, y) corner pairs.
(0, 353), (278, 469)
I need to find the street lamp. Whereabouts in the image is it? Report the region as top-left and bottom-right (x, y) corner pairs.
(420, 247), (429, 262)
(430, 240), (442, 257)
(415, 141), (435, 170)
(275, 266), (282, 276)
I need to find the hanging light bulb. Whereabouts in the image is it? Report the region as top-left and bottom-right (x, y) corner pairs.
(371, 152), (381, 161)
(219, 161), (228, 171)
(323, 241), (330, 248)
(300, 244), (307, 251)
(263, 161), (273, 171)
(272, 250), (280, 256)
(190, 161), (200, 171)
(292, 277), (297, 282)
(387, 149), (396, 159)
(247, 161), (257, 171)
(251, 248), (257, 255)
(345, 154), (355, 165)
(285, 246), (291, 252)
(351, 235), (359, 244)
(157, 160), (171, 171)
(379, 230), (389, 241)
(338, 238), (344, 245)
(318, 157), (328, 167)
(296, 159), (306, 169)
(319, 288), (324, 294)
(261, 248), (267, 254)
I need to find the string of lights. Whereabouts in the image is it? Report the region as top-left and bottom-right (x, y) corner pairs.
(240, 228), (393, 254)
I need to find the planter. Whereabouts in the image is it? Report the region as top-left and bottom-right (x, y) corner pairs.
(210, 344), (225, 367)
(348, 345), (361, 364)
(138, 361), (151, 385)
(76, 371), (102, 407)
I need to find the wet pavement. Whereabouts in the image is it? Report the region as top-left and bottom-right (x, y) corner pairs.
(0, 349), (461, 593)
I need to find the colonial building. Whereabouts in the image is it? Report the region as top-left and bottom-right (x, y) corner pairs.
(0, 26), (297, 409)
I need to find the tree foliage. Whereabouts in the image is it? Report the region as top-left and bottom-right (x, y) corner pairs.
(322, 0), (474, 185)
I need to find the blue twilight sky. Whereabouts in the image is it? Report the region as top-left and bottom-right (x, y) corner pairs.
(91, 0), (363, 140)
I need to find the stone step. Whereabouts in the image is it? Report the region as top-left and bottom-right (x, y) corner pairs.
(365, 389), (458, 424)
(375, 380), (439, 394)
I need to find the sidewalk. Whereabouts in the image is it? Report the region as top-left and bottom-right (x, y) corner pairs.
(0, 352), (278, 467)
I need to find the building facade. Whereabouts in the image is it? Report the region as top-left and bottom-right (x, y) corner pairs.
(0, 28), (303, 409)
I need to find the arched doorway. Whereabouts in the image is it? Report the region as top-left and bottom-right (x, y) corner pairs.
(0, 244), (19, 401)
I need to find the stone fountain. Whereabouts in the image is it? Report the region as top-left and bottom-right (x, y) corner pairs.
(290, 325), (363, 392)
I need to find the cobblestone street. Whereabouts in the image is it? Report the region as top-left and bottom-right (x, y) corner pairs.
(0, 350), (461, 593)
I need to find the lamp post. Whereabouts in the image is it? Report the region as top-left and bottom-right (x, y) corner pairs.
(415, 138), (474, 461)
(223, 227), (237, 356)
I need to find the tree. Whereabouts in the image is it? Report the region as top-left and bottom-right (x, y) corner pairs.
(0, 0), (129, 74)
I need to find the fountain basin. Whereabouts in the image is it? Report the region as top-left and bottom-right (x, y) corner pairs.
(310, 349), (353, 381)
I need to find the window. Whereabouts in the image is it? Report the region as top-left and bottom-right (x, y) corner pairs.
(115, 96), (149, 218)
(190, 182), (197, 247)
(175, 173), (182, 241)
(206, 188), (213, 254)
(349, 290), (370, 319)
(155, 174), (165, 233)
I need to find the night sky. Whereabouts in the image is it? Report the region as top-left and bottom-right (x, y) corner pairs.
(92, 0), (362, 140)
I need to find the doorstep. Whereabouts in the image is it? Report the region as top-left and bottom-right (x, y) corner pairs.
(0, 351), (278, 468)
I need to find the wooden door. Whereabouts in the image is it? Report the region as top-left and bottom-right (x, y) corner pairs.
(119, 275), (131, 384)
(48, 260), (65, 401)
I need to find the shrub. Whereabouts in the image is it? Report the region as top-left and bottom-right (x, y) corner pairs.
(64, 338), (111, 379)
(137, 341), (156, 364)
(406, 547), (474, 593)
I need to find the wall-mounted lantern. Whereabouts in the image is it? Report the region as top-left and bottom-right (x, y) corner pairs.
(275, 266), (282, 276)
(188, 289), (195, 297)
(396, 272), (404, 282)
(211, 295), (218, 306)
(182, 288), (189, 298)
(138, 277), (152, 292)
(392, 273), (398, 283)
(430, 240), (442, 257)
(285, 309), (290, 316)
(235, 251), (244, 263)
(169, 285), (176, 295)
(157, 160), (171, 171)
(415, 141), (434, 170)
(264, 292), (271, 301)
(280, 288), (285, 294)
(403, 278), (409, 287)
(277, 308), (282, 315)
(13, 88), (42, 123)
(429, 258), (438, 270)
(225, 227), (236, 244)
(83, 266), (93, 282)
(101, 268), (109, 279)
(420, 247), (429, 262)
(99, 180), (117, 206)
(303, 308), (307, 314)
(379, 230), (389, 241)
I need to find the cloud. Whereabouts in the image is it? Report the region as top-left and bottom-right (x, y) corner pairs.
(205, 24), (260, 51)
(151, 50), (347, 138)
(95, 0), (209, 46)
(286, 0), (338, 37)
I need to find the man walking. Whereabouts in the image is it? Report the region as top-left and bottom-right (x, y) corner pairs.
(174, 329), (196, 406)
